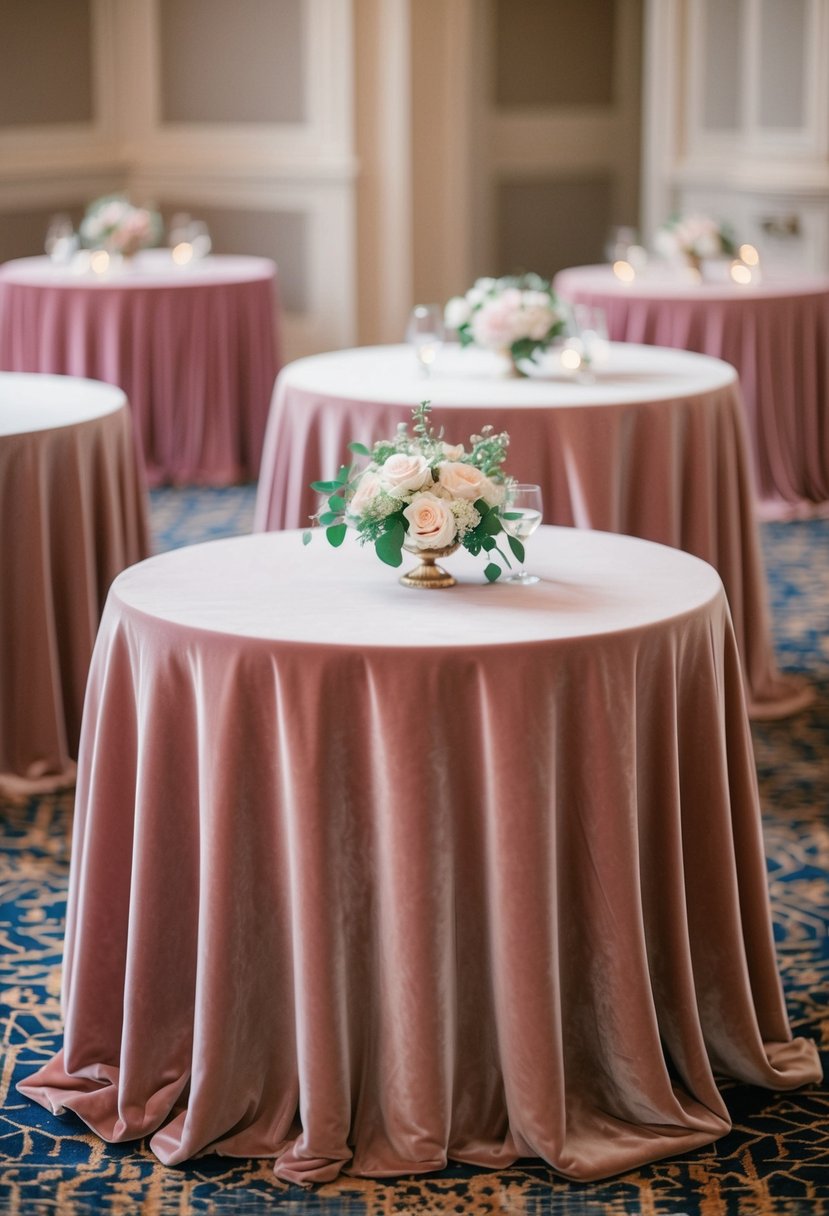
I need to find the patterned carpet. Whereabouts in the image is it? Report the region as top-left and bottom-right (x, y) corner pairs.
(1, 489), (827, 1216)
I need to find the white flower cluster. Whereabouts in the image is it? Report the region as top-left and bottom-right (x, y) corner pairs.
(444, 276), (564, 354)
(348, 450), (500, 550)
(80, 196), (159, 256)
(655, 214), (729, 261)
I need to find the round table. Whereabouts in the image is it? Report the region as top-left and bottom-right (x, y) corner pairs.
(253, 341), (809, 720)
(0, 372), (150, 797)
(18, 528), (821, 1183)
(553, 264), (829, 518)
(0, 252), (280, 487)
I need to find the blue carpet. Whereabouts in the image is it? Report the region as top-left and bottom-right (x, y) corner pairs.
(1, 492), (827, 1215)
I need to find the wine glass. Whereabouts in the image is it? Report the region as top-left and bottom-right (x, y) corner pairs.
(573, 304), (610, 379)
(406, 304), (444, 375)
(44, 213), (77, 264)
(503, 483), (544, 584)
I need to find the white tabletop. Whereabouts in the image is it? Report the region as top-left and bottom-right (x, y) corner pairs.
(0, 251), (276, 290)
(555, 263), (829, 303)
(112, 527), (722, 649)
(281, 342), (737, 409)
(0, 372), (126, 436)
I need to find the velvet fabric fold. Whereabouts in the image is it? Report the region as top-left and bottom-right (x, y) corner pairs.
(0, 373), (150, 796)
(553, 266), (829, 519)
(0, 253), (280, 486)
(252, 343), (809, 720)
(18, 530), (822, 1184)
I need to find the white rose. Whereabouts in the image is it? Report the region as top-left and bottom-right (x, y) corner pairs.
(444, 296), (471, 329)
(437, 460), (494, 502)
(347, 470), (382, 516)
(403, 493), (457, 549)
(378, 452), (433, 493)
(695, 230), (721, 258)
(654, 228), (678, 258)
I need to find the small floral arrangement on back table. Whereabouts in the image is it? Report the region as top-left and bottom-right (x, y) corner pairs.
(444, 273), (567, 376)
(654, 213), (737, 267)
(79, 194), (163, 257)
(304, 403), (524, 585)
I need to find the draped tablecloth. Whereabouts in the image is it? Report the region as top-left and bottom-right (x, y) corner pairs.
(0, 252), (280, 487)
(553, 265), (829, 518)
(253, 342), (809, 720)
(18, 528), (822, 1184)
(0, 372), (149, 797)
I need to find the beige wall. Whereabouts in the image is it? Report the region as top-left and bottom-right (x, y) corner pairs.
(0, 0), (93, 126)
(494, 0), (616, 107)
(159, 0), (305, 124)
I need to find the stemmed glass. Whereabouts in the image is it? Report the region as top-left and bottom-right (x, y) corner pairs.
(560, 304), (609, 383)
(406, 304), (444, 375)
(503, 483), (544, 584)
(44, 214), (77, 264)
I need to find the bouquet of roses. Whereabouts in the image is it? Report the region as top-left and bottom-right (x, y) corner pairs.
(654, 213), (736, 263)
(305, 402), (524, 582)
(444, 273), (566, 373)
(79, 195), (162, 257)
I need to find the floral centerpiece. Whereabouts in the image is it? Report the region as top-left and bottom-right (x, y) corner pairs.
(79, 194), (162, 258)
(304, 402), (524, 588)
(654, 213), (736, 272)
(444, 273), (566, 376)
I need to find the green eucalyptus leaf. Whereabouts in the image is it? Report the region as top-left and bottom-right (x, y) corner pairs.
(318, 511), (341, 525)
(327, 495), (346, 511)
(348, 442), (371, 456)
(483, 512), (502, 535)
(482, 536), (496, 551)
(484, 563), (501, 582)
(375, 522), (405, 567)
(326, 523), (347, 547)
(507, 534), (525, 562)
(311, 479), (342, 494)
(302, 530), (312, 546)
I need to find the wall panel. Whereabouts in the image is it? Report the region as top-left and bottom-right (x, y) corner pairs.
(497, 176), (613, 278)
(161, 203), (309, 312)
(159, 0), (305, 125)
(0, 0), (93, 127)
(494, 0), (615, 108)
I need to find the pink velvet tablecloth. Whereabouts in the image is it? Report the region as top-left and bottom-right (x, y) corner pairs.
(18, 528), (822, 1183)
(0, 252), (280, 486)
(253, 342), (809, 720)
(554, 265), (829, 518)
(0, 372), (149, 797)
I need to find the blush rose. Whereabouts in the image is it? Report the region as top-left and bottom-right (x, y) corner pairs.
(403, 493), (457, 549)
(379, 452), (432, 494)
(437, 461), (498, 504)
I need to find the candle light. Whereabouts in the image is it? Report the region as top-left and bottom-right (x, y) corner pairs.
(561, 342), (584, 372)
(90, 250), (110, 275)
(738, 243), (760, 266)
(172, 242), (194, 265)
(730, 261), (753, 285)
(612, 259), (636, 282)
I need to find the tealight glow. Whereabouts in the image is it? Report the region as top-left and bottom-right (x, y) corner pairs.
(90, 250), (110, 275)
(613, 259), (636, 282)
(738, 243), (760, 266)
(730, 261), (753, 285)
(172, 242), (194, 265)
(561, 346), (583, 371)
